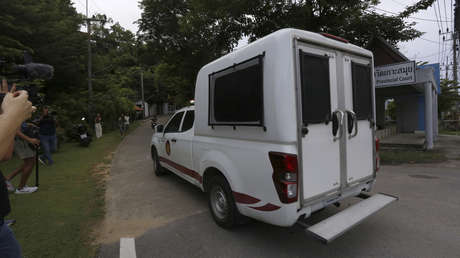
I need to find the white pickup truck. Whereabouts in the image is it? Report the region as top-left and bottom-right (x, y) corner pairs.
(150, 28), (397, 243)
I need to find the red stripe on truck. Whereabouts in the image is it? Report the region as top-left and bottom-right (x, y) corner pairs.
(249, 203), (281, 211)
(158, 157), (279, 211)
(233, 192), (260, 204)
(159, 156), (203, 183)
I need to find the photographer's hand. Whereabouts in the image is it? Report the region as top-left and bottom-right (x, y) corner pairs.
(0, 79), (35, 160)
(1, 80), (35, 121)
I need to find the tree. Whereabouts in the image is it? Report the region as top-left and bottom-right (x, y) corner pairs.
(1, 1), (141, 134)
(438, 79), (460, 117)
(138, 0), (437, 105)
(0, 0), (35, 60)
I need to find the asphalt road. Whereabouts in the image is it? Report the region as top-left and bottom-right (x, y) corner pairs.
(98, 122), (460, 258)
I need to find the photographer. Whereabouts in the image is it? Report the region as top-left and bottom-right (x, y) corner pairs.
(1, 79), (34, 258)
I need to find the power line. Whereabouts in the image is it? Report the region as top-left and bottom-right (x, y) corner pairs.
(451, 0), (454, 31)
(370, 6), (453, 22)
(419, 36), (444, 44)
(433, 3), (443, 63)
(442, 36), (448, 64)
(438, 35), (442, 63)
(437, 0), (445, 31)
(389, 0), (407, 7)
(416, 50), (442, 59)
(417, 43), (451, 60)
(443, 0), (449, 30)
(433, 2), (442, 32)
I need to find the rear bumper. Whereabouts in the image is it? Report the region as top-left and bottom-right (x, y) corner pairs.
(304, 193), (397, 243)
(303, 179), (376, 214)
(238, 180), (376, 227)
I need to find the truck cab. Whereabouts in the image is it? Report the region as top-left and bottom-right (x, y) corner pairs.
(151, 28), (396, 243)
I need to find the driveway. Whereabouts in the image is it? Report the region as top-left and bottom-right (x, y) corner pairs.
(98, 123), (460, 258)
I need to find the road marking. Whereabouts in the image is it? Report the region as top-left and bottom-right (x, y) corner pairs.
(120, 237), (137, 258)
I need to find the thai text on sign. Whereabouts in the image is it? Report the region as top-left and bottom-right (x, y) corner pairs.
(374, 61), (416, 87)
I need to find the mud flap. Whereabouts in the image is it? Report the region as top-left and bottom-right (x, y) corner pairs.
(306, 193), (397, 243)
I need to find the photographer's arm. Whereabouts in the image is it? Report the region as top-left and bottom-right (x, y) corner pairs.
(0, 136), (15, 161)
(0, 80), (34, 159)
(0, 112), (23, 159)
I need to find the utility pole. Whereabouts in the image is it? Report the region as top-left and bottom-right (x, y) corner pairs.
(84, 0), (104, 124)
(454, 0), (459, 85)
(446, 56), (449, 79)
(141, 70), (145, 118)
(454, 32), (458, 83)
(455, 0), (460, 116)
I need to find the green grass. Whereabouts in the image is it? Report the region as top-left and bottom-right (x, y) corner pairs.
(380, 149), (448, 165)
(439, 130), (460, 136)
(1, 121), (140, 258)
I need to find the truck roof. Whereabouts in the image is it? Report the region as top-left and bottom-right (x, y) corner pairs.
(199, 28), (372, 73)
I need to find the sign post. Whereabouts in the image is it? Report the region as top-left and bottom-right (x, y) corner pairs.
(374, 61), (416, 88)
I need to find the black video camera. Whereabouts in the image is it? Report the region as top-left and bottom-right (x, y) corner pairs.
(0, 54), (54, 106)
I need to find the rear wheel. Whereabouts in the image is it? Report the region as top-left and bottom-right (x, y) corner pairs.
(208, 175), (241, 228)
(151, 147), (165, 176)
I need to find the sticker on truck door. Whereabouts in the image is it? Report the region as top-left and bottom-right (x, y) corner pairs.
(165, 140), (171, 156)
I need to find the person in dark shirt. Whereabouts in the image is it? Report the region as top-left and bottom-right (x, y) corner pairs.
(38, 106), (57, 165)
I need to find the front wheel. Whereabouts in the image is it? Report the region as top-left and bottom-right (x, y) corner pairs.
(208, 175), (241, 229)
(151, 147), (165, 176)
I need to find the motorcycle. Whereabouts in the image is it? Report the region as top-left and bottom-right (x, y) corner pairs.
(73, 117), (92, 147)
(151, 116), (158, 130)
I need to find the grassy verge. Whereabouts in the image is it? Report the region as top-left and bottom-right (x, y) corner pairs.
(380, 149), (448, 165)
(439, 130), (460, 136)
(1, 121), (140, 258)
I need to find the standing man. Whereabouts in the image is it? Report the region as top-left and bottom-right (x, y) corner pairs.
(118, 113), (125, 136)
(94, 113), (102, 139)
(38, 106), (57, 165)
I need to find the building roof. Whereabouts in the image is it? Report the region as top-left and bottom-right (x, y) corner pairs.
(367, 37), (409, 66)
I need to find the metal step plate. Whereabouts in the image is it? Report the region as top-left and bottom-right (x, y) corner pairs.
(307, 193), (397, 243)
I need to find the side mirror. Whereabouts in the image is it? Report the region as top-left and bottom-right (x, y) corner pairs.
(156, 124), (164, 133)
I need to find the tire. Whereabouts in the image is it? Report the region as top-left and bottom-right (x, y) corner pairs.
(208, 175), (241, 229)
(151, 147), (166, 176)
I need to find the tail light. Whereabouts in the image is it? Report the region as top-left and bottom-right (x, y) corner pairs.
(269, 152), (298, 204)
(375, 137), (380, 172)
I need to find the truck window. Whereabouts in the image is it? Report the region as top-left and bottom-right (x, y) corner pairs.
(165, 111), (184, 133)
(299, 51), (331, 124)
(209, 55), (263, 126)
(351, 62), (372, 120)
(181, 111), (194, 132)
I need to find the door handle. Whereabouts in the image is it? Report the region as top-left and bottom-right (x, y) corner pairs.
(171, 138), (177, 143)
(301, 126), (309, 137)
(332, 110), (344, 142)
(346, 110), (358, 139)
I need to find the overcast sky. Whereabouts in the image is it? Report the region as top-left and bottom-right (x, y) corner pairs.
(72, 0), (456, 77)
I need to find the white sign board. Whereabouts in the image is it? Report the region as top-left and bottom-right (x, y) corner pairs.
(374, 61), (416, 88)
